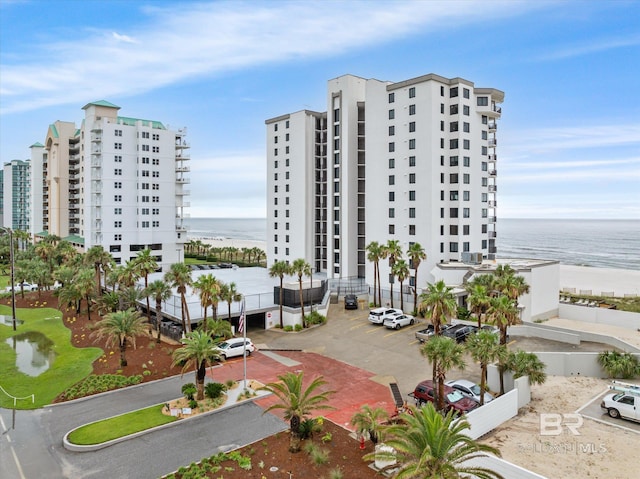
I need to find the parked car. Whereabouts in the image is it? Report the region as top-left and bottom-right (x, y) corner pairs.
(383, 313), (415, 330)
(414, 324), (457, 343)
(216, 338), (255, 359)
(344, 294), (358, 310)
(445, 379), (494, 403)
(601, 391), (640, 422)
(8, 282), (38, 292)
(368, 307), (402, 325)
(409, 380), (479, 415)
(479, 324), (509, 342)
(442, 324), (478, 343)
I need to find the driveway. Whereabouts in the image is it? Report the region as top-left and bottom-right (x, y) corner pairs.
(578, 389), (640, 434)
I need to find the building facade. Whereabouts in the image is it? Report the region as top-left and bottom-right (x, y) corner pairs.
(28, 101), (189, 269)
(2, 159), (31, 231)
(266, 73), (503, 293)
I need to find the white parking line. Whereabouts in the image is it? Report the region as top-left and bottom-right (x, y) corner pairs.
(1, 415), (27, 479)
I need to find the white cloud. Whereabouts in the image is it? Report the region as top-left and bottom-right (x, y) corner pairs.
(535, 33), (640, 61)
(0, 0), (543, 114)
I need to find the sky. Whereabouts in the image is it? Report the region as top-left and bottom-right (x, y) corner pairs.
(1, 0), (639, 219)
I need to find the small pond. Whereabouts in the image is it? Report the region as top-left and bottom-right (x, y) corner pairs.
(6, 331), (56, 376)
(0, 314), (24, 326)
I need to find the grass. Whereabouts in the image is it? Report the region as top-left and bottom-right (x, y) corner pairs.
(0, 302), (102, 409)
(67, 404), (178, 445)
(564, 293), (640, 313)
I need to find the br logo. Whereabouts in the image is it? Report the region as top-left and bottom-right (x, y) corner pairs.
(539, 413), (583, 436)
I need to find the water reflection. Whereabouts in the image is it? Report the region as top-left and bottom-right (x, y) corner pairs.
(0, 314), (24, 326)
(6, 331), (56, 376)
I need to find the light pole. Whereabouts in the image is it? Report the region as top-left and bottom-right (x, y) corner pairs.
(1, 227), (17, 331)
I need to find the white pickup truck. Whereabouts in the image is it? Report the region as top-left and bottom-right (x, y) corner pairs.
(601, 387), (640, 422)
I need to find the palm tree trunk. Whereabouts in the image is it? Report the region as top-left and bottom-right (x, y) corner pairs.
(377, 264), (382, 308)
(413, 266), (419, 313)
(196, 361), (206, 400)
(156, 300), (162, 343)
(390, 282), (394, 308)
(298, 278), (305, 326)
(120, 340), (128, 367)
(372, 263), (377, 307)
(399, 280), (404, 311)
(179, 293), (188, 334)
(145, 275), (151, 324)
(479, 364), (487, 406)
(437, 373), (445, 411)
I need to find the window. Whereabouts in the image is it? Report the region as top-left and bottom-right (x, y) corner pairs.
(389, 125), (395, 136)
(477, 96), (489, 106)
(482, 161), (488, 171)
(152, 146), (159, 153)
(463, 173), (470, 184)
(389, 192), (395, 201)
(114, 195), (122, 202)
(389, 109), (395, 119)
(389, 92), (395, 103)
(152, 221), (159, 227)
(115, 155), (122, 163)
(110, 245), (121, 253)
(389, 224), (395, 234)
(441, 138), (445, 148)
(152, 196), (159, 202)
(389, 142), (395, 152)
(274, 148), (278, 156)
(285, 172), (290, 180)
(440, 86), (445, 96)
(463, 139), (470, 150)
(142, 170), (149, 177)
(450, 225), (458, 235)
(409, 173), (416, 184)
(115, 129), (123, 137)
(482, 177), (488, 186)
(114, 234), (122, 241)
(286, 120), (289, 128)
(409, 87), (415, 98)
(450, 191), (459, 201)
(463, 156), (470, 167)
(409, 190), (416, 201)
(482, 240), (488, 249)
(441, 103), (445, 114)
(450, 208), (458, 218)
(409, 208), (415, 218)
(114, 221), (122, 228)
(441, 121), (445, 131)
(142, 144), (149, 151)
(463, 190), (470, 201)
(389, 208), (395, 218)
(115, 207), (122, 215)
(114, 143), (122, 150)
(389, 175), (395, 185)
(482, 146), (488, 156)
(142, 183), (149, 190)
(441, 190), (445, 200)
(463, 122), (470, 133)
(450, 87), (458, 98)
(142, 221), (149, 228)
(285, 133), (289, 141)
(440, 173), (445, 183)
(440, 208), (445, 218)
(450, 139), (459, 149)
(450, 156), (458, 166)
(152, 208), (159, 215)
(274, 136), (278, 144)
(482, 224), (487, 233)
(152, 158), (159, 165)
(450, 121), (458, 132)
(285, 235), (289, 243)
(141, 195), (149, 202)
(334, 138), (339, 150)
(409, 104), (416, 115)
(441, 155), (445, 166)
(334, 108), (340, 122)
(440, 243), (444, 253)
(450, 242), (459, 252)
(409, 139), (416, 150)
(464, 225), (470, 235)
(482, 130), (488, 140)
(463, 105), (470, 116)
(463, 88), (470, 99)
(409, 156), (416, 167)
(482, 192), (488, 202)
(114, 168), (122, 176)
(450, 104), (458, 115)
(463, 242), (470, 252)
(463, 208), (470, 218)
(152, 133), (159, 141)
(409, 121), (416, 132)
(409, 225), (415, 235)
(482, 115), (488, 125)
(450, 174), (458, 184)
(152, 171), (159, 178)
(482, 208), (488, 218)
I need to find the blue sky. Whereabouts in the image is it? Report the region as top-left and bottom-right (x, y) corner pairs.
(1, 0), (638, 219)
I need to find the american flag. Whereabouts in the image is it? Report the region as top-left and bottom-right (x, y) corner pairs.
(238, 299), (245, 335)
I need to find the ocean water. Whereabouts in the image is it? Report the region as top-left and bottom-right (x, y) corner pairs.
(185, 218), (640, 270)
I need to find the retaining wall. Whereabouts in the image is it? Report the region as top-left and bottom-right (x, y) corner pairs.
(558, 304), (640, 330)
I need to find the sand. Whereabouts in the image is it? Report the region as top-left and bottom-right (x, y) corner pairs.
(559, 264), (640, 297)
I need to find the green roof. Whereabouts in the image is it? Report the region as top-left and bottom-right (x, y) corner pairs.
(118, 116), (166, 130)
(30, 142), (44, 148)
(35, 231), (49, 237)
(63, 235), (85, 245)
(49, 124), (59, 138)
(83, 100), (120, 110)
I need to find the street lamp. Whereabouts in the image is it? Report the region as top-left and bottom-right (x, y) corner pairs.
(1, 227), (17, 331)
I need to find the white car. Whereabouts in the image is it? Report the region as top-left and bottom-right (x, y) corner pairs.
(445, 379), (494, 404)
(8, 282), (38, 292)
(368, 307), (402, 325)
(383, 313), (415, 330)
(216, 338), (255, 360)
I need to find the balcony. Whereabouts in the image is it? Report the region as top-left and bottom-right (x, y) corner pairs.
(176, 151), (191, 160)
(91, 159), (102, 168)
(91, 134), (102, 142)
(488, 139), (497, 147)
(176, 224), (187, 232)
(175, 189), (191, 196)
(488, 216), (497, 223)
(175, 140), (190, 149)
(488, 154), (497, 162)
(488, 200), (497, 208)
(91, 147), (102, 155)
(488, 185), (497, 193)
(488, 170), (497, 177)
(489, 231), (497, 239)
(488, 122), (497, 131)
(175, 165), (190, 173)
(176, 177), (190, 184)
(177, 201), (191, 207)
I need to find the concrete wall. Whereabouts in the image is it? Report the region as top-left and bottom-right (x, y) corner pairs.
(465, 389), (519, 439)
(464, 456), (548, 479)
(535, 352), (640, 377)
(558, 304), (640, 330)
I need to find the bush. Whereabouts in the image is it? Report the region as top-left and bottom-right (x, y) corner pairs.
(283, 325), (293, 332)
(306, 311), (326, 326)
(304, 442), (329, 465)
(182, 383), (197, 401)
(298, 417), (322, 439)
(205, 382), (226, 399)
(598, 350), (640, 379)
(60, 374), (143, 400)
(457, 306), (471, 321)
(294, 323), (303, 331)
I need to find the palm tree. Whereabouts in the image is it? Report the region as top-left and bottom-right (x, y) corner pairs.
(269, 261), (289, 329)
(350, 405), (389, 445)
(220, 281), (242, 322)
(486, 295), (519, 394)
(260, 371), (335, 452)
(172, 330), (222, 400)
(91, 308), (148, 367)
(164, 262), (192, 334)
(84, 245), (112, 296)
(93, 291), (120, 316)
(392, 259), (410, 311)
(597, 351), (640, 379)
(466, 280), (491, 328)
(145, 279), (173, 343)
(374, 402), (504, 479)
(385, 240), (402, 307)
(506, 350), (547, 386)
(465, 330), (508, 405)
(290, 258), (311, 327)
(366, 241), (383, 307)
(204, 318), (233, 341)
(76, 268), (97, 319)
(192, 273), (221, 333)
(421, 336), (466, 411)
(407, 242), (426, 313)
(132, 248), (158, 323)
(418, 280), (456, 335)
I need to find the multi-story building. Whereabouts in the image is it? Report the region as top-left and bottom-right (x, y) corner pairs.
(29, 100), (189, 269)
(266, 73), (503, 297)
(2, 159), (31, 231)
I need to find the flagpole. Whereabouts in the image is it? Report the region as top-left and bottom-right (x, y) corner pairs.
(242, 295), (247, 390)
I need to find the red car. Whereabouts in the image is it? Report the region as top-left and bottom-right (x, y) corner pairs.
(409, 380), (479, 415)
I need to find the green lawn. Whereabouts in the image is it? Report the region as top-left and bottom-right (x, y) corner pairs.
(0, 303), (102, 409)
(67, 404), (177, 445)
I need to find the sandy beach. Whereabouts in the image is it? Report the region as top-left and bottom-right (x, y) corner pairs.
(559, 264), (640, 297)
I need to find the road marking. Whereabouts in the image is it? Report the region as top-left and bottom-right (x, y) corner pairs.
(384, 329), (404, 337)
(349, 322), (369, 331)
(507, 339), (517, 346)
(366, 326), (383, 334)
(9, 442), (26, 479)
(409, 339), (420, 345)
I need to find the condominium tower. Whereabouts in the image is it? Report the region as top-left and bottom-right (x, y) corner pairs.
(30, 101), (189, 269)
(2, 159), (31, 231)
(266, 73), (502, 291)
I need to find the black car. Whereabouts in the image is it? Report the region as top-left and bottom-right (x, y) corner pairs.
(442, 324), (478, 343)
(344, 294), (358, 310)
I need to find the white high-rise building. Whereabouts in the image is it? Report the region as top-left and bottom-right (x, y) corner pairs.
(266, 73), (503, 293)
(2, 159), (31, 231)
(29, 100), (189, 269)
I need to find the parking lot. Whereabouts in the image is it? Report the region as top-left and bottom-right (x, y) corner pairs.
(578, 389), (640, 433)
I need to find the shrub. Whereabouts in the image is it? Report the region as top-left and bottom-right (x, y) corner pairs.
(598, 350), (640, 379)
(306, 310), (326, 325)
(304, 442), (329, 465)
(283, 325), (293, 332)
(457, 306), (471, 321)
(294, 323), (303, 331)
(182, 383), (197, 401)
(189, 399), (198, 409)
(205, 382), (226, 399)
(298, 417), (322, 439)
(329, 467), (344, 479)
(142, 370), (152, 376)
(225, 379), (235, 389)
